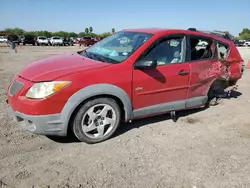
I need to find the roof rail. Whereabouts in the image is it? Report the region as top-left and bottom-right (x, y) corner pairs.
(187, 28), (231, 40)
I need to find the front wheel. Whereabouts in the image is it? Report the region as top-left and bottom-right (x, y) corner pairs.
(72, 98), (121, 144)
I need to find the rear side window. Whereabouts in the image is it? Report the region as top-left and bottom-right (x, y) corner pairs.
(189, 36), (214, 61)
(217, 43), (229, 59)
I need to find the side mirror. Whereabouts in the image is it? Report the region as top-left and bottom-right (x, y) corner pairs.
(134, 60), (157, 69)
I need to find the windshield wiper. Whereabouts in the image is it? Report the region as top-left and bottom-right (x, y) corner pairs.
(81, 50), (119, 64)
(88, 52), (107, 63)
(82, 50), (90, 58)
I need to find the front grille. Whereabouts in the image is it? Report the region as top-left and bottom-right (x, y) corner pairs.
(9, 80), (24, 96)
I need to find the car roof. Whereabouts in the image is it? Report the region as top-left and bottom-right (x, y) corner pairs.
(122, 28), (170, 34)
(122, 28), (232, 44)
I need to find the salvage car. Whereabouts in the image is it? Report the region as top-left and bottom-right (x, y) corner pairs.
(233, 40), (244, 47)
(22, 34), (36, 45)
(0, 36), (8, 43)
(79, 36), (98, 46)
(36, 36), (49, 46)
(6, 28), (244, 144)
(7, 34), (21, 45)
(49, 36), (63, 46)
(61, 37), (74, 46)
(243, 40), (250, 47)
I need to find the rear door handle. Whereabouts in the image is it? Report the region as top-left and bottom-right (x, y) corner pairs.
(178, 70), (189, 76)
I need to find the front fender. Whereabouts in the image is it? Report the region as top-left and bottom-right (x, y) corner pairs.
(60, 84), (133, 129)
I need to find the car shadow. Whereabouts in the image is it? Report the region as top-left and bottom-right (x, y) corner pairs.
(46, 131), (81, 143)
(46, 90), (242, 143)
(228, 90), (242, 98)
(113, 106), (208, 139)
(46, 107), (207, 144)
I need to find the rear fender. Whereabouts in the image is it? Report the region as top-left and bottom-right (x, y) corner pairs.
(219, 44), (244, 81)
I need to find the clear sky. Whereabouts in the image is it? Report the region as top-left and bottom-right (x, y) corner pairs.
(1, 0), (249, 36)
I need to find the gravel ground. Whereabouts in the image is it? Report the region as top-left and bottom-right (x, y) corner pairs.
(0, 45), (250, 188)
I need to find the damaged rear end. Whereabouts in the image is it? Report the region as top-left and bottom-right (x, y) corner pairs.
(209, 41), (244, 99)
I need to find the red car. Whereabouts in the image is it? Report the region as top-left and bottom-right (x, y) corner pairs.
(6, 28), (244, 144)
(79, 36), (98, 46)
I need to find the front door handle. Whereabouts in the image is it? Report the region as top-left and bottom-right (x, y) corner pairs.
(178, 70), (189, 76)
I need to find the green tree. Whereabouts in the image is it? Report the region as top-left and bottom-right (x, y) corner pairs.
(78, 32), (86, 37)
(89, 27), (93, 33)
(24, 31), (36, 36)
(69, 32), (78, 38)
(239, 28), (250, 40)
(85, 28), (89, 34)
(112, 28), (115, 33)
(98, 32), (112, 38)
(43, 31), (52, 37)
(4, 28), (25, 35)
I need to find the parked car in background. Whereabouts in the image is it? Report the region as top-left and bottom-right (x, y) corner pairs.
(23, 34), (36, 45)
(19, 36), (24, 43)
(49, 36), (63, 46)
(0, 36), (8, 43)
(79, 36), (98, 46)
(36, 36), (49, 46)
(233, 40), (244, 47)
(243, 40), (250, 47)
(61, 37), (74, 46)
(7, 34), (21, 45)
(73, 38), (79, 44)
(6, 28), (244, 144)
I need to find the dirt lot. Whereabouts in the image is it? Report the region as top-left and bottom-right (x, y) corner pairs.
(0, 45), (250, 188)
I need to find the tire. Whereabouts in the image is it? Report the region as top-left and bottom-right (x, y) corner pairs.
(72, 98), (121, 144)
(23, 43), (25, 45)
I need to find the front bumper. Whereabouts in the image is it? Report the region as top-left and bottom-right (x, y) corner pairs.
(38, 41), (48, 44)
(7, 106), (68, 136)
(52, 42), (63, 44)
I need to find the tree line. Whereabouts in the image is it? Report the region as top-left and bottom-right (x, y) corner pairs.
(217, 28), (250, 40)
(0, 27), (116, 39)
(1, 27), (250, 40)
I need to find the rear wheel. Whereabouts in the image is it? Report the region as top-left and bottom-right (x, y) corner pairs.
(72, 98), (121, 144)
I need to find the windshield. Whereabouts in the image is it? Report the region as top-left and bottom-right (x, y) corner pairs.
(81, 31), (153, 63)
(39, 36), (47, 40)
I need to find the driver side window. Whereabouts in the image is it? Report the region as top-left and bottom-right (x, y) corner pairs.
(140, 36), (185, 66)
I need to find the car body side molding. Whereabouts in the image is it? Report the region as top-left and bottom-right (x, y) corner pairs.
(133, 96), (208, 118)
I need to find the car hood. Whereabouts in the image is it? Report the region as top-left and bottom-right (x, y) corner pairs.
(18, 52), (111, 82)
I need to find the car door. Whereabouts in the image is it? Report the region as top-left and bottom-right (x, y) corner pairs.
(132, 34), (191, 118)
(185, 34), (220, 107)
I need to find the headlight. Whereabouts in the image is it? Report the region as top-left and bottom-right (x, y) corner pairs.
(26, 81), (70, 99)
